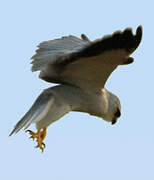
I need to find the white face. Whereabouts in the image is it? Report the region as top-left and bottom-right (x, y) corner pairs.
(102, 89), (121, 124)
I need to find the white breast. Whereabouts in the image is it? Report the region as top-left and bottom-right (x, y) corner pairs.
(51, 85), (110, 120)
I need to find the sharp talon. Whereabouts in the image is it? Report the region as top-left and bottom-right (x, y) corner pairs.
(35, 145), (40, 149)
(26, 128), (47, 152)
(26, 130), (31, 133)
(29, 136), (35, 140)
(42, 142), (46, 148)
(35, 145), (44, 152)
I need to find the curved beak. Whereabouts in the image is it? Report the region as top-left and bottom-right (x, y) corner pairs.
(111, 117), (117, 125)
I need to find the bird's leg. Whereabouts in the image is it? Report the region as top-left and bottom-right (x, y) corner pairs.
(26, 128), (47, 152)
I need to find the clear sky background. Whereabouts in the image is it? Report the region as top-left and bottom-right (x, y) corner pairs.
(1, 0), (154, 179)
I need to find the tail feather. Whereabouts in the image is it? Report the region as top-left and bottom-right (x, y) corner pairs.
(9, 108), (37, 136)
(9, 88), (54, 136)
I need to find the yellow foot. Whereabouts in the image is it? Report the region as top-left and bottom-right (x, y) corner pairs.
(26, 128), (47, 152)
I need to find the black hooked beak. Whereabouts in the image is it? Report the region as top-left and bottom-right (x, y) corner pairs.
(111, 117), (117, 125)
(111, 108), (121, 125)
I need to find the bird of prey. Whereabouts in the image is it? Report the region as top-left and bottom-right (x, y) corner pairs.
(10, 26), (142, 152)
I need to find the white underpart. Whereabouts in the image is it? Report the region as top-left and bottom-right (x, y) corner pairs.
(10, 84), (121, 135)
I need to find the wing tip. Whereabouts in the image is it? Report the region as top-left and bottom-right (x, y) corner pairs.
(120, 25), (143, 53)
(136, 25), (143, 42)
(128, 25), (143, 53)
(137, 25), (143, 33)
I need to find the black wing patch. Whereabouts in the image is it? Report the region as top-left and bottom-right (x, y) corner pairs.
(59, 26), (142, 66)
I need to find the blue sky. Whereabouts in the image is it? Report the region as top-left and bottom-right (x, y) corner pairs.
(1, 0), (154, 179)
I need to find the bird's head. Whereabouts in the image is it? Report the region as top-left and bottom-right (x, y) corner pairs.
(111, 107), (121, 125)
(103, 89), (121, 125)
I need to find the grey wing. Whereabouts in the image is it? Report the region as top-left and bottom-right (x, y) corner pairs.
(31, 26), (142, 89)
(9, 89), (54, 136)
(31, 35), (90, 72)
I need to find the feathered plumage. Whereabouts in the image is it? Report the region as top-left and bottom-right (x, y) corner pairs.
(10, 26), (142, 151)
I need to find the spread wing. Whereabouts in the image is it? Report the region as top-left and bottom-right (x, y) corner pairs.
(31, 26), (142, 89)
